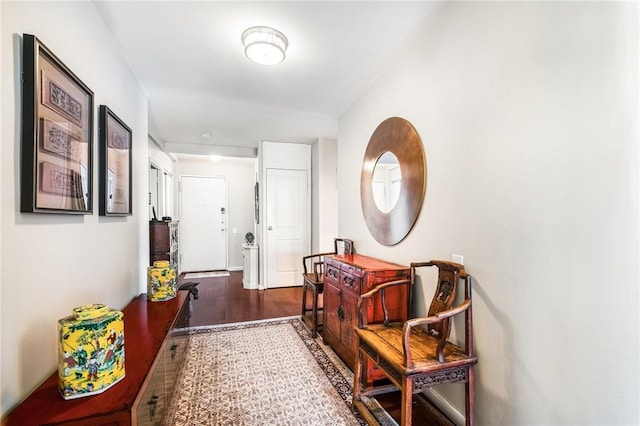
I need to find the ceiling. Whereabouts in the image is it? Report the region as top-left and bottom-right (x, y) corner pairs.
(95, 1), (438, 158)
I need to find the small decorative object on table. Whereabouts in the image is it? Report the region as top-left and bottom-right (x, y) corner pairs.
(57, 304), (125, 399)
(245, 232), (255, 244)
(147, 260), (177, 301)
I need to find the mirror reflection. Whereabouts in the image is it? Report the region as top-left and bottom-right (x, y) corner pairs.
(372, 151), (401, 213)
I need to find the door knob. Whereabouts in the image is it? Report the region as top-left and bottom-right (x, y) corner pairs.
(268, 226), (273, 230)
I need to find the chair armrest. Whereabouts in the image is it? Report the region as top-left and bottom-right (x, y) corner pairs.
(302, 252), (335, 274)
(357, 279), (411, 328)
(403, 299), (471, 366)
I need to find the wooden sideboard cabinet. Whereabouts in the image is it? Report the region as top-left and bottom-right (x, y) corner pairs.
(3, 292), (190, 426)
(149, 220), (179, 272)
(323, 254), (410, 383)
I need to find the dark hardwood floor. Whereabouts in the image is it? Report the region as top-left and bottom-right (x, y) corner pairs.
(180, 270), (301, 326)
(179, 271), (454, 426)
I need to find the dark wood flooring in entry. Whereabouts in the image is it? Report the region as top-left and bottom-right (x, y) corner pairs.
(179, 271), (454, 426)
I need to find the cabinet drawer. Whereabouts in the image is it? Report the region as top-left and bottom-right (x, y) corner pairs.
(325, 264), (340, 283)
(370, 269), (410, 283)
(165, 332), (188, 395)
(340, 272), (361, 293)
(136, 351), (166, 426)
(341, 263), (364, 278)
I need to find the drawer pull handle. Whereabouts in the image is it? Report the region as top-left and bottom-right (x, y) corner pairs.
(328, 269), (338, 279)
(337, 305), (345, 322)
(148, 394), (159, 420)
(343, 276), (354, 287)
(170, 343), (178, 361)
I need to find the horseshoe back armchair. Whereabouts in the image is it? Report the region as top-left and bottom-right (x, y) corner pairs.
(353, 260), (477, 425)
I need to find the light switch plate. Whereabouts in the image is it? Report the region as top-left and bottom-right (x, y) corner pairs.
(452, 254), (464, 265)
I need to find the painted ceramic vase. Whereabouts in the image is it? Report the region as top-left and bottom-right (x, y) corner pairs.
(147, 260), (177, 302)
(57, 304), (125, 399)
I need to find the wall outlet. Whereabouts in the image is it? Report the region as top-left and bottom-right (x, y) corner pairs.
(452, 254), (464, 265)
(232, 227), (237, 234)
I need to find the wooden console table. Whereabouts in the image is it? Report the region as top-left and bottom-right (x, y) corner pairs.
(323, 254), (410, 383)
(3, 291), (189, 425)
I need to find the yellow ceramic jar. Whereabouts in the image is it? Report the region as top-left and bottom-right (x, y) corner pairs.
(57, 304), (125, 399)
(147, 260), (177, 301)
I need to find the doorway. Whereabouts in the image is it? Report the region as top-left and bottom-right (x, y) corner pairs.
(265, 168), (309, 288)
(180, 175), (228, 272)
(149, 164), (159, 220)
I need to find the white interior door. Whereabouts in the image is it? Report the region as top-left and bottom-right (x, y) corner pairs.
(265, 168), (309, 288)
(180, 176), (227, 272)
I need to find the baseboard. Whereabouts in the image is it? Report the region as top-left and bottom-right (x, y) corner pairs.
(228, 266), (243, 271)
(420, 389), (465, 426)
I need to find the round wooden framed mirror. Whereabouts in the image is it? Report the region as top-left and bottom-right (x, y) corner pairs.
(360, 117), (426, 246)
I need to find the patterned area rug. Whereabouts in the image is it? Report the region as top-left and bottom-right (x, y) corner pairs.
(164, 317), (369, 425)
(183, 271), (230, 279)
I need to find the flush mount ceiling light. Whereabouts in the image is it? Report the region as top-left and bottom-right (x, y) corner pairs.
(241, 26), (288, 65)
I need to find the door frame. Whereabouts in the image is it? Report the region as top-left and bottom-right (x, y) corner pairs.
(258, 141), (312, 290)
(149, 160), (160, 220)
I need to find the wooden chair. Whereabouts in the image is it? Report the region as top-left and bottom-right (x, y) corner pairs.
(301, 238), (354, 337)
(352, 260), (477, 426)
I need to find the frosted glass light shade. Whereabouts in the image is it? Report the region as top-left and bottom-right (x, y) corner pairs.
(242, 26), (288, 65)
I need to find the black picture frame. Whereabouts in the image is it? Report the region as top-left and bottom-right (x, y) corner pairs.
(20, 34), (94, 214)
(99, 106), (132, 216)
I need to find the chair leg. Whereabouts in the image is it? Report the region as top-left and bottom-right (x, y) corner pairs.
(311, 285), (318, 338)
(301, 282), (308, 318)
(400, 376), (414, 426)
(466, 366), (476, 426)
(353, 348), (363, 402)
(353, 347), (390, 425)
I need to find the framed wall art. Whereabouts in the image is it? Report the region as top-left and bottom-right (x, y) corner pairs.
(99, 106), (132, 216)
(20, 34), (94, 214)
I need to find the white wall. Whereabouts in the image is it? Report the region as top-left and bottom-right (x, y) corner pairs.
(312, 140), (320, 254)
(149, 138), (175, 175)
(177, 157), (256, 270)
(1, 2), (148, 416)
(311, 138), (338, 253)
(338, 2), (638, 424)
(0, 0), (4, 415)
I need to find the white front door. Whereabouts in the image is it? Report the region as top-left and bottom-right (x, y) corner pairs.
(180, 175), (227, 272)
(265, 168), (309, 288)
